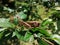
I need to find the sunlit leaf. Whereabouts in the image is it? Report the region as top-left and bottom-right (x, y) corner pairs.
(12, 31), (16, 37)
(24, 32), (34, 42)
(0, 18), (15, 28)
(41, 19), (52, 26)
(16, 11), (27, 19)
(5, 33), (11, 37)
(51, 34), (60, 45)
(37, 33), (43, 37)
(0, 28), (6, 32)
(3, 7), (14, 13)
(55, 7), (60, 10)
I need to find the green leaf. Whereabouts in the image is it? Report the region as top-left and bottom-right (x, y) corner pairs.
(0, 32), (4, 39)
(5, 33), (11, 37)
(16, 11), (27, 19)
(39, 29), (51, 37)
(0, 28), (6, 32)
(3, 7), (14, 13)
(14, 17), (18, 25)
(31, 28), (50, 36)
(24, 32), (34, 42)
(37, 33), (43, 38)
(55, 7), (60, 10)
(12, 31), (16, 37)
(51, 34), (60, 45)
(31, 27), (40, 32)
(41, 19), (52, 26)
(0, 18), (15, 28)
(3, 7), (8, 10)
(37, 38), (49, 45)
(15, 30), (34, 42)
(15, 30), (24, 40)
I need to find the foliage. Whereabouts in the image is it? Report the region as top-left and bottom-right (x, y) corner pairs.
(0, 0), (60, 45)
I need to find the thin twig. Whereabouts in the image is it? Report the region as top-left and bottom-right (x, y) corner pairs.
(42, 37), (54, 45)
